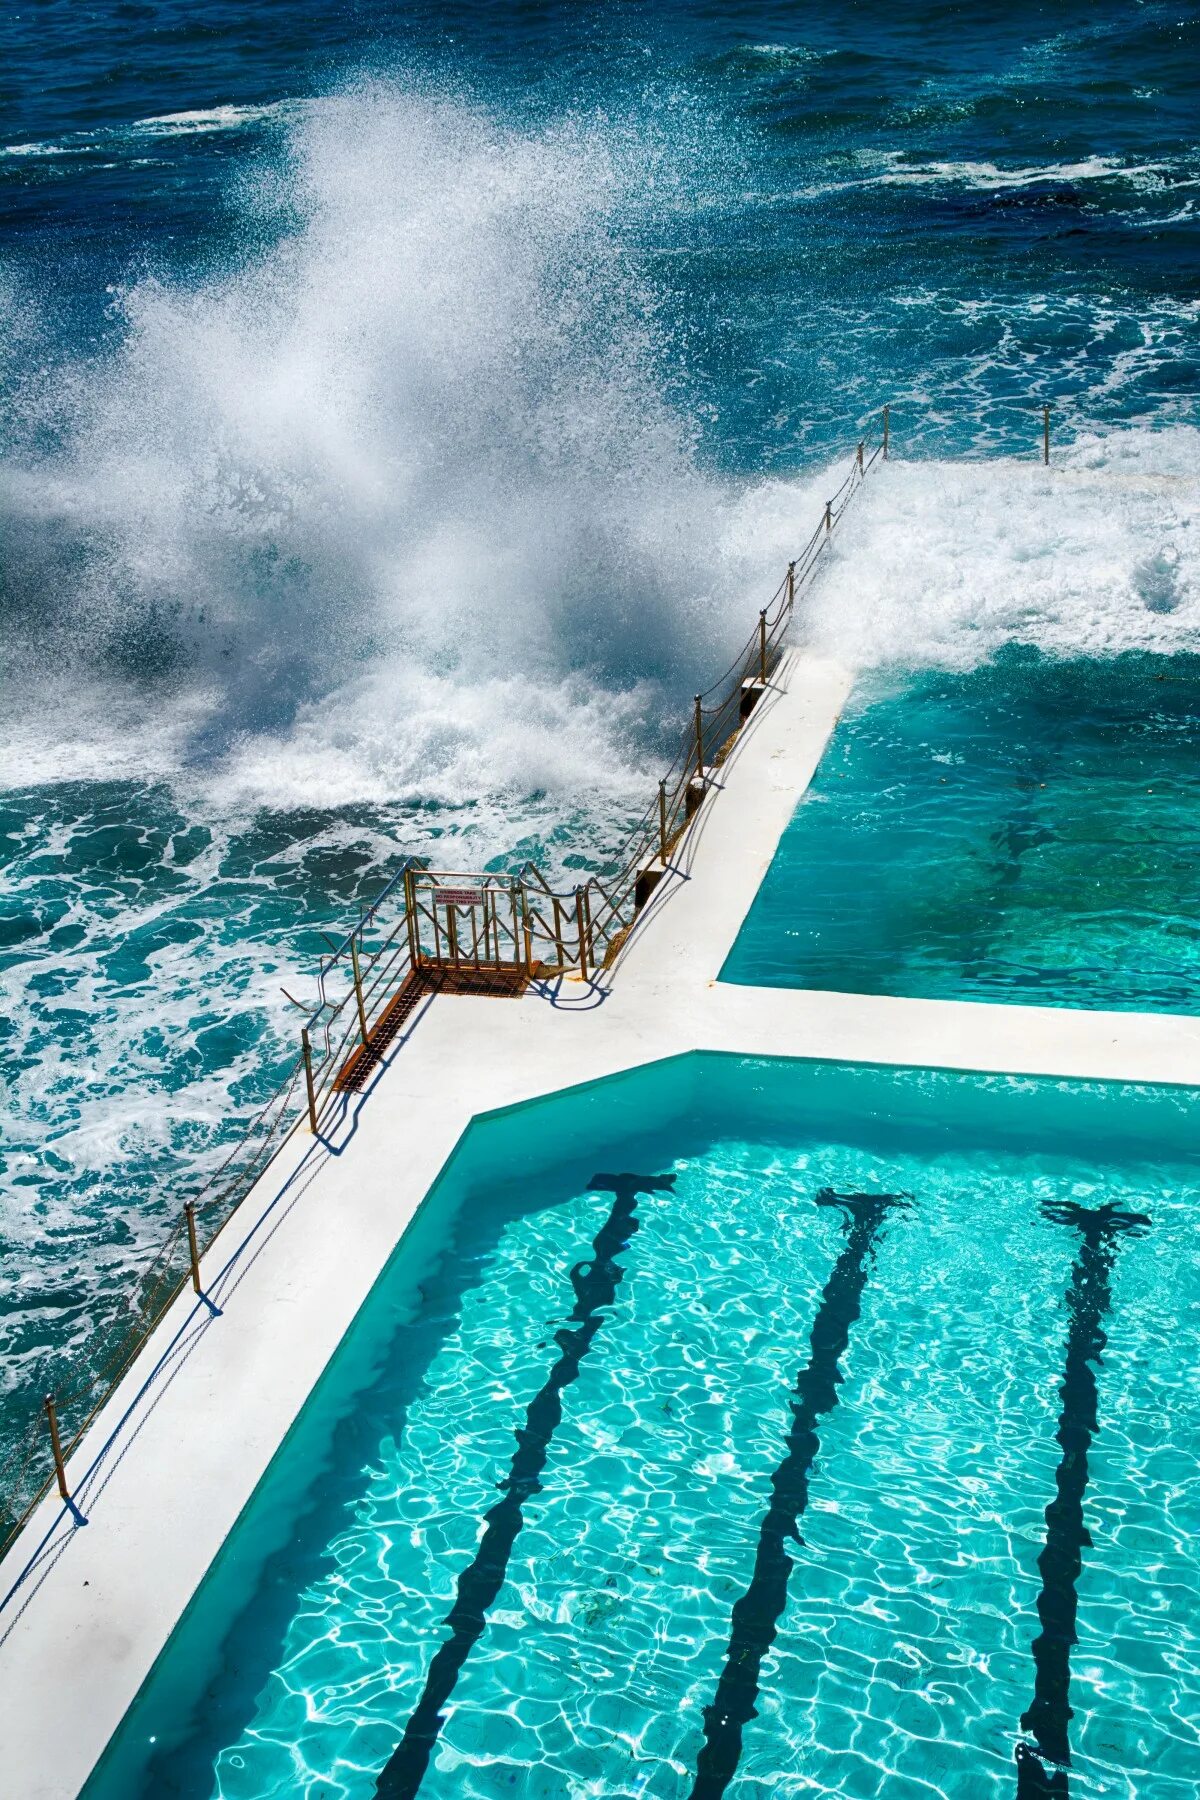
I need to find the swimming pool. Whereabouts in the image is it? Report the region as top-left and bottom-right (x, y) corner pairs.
(722, 655), (1200, 1012)
(84, 1054), (1200, 1799)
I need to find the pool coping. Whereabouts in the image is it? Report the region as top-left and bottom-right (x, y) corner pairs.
(6, 642), (1200, 1799)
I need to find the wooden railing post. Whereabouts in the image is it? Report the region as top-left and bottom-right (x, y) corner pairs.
(301, 1027), (318, 1134)
(693, 695), (705, 778)
(350, 936), (369, 1046)
(883, 402), (890, 459)
(44, 1394), (69, 1504)
(184, 1201), (202, 1295)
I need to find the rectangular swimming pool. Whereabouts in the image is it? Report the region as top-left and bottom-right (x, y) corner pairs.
(722, 654), (1200, 1011)
(84, 1054), (1200, 1799)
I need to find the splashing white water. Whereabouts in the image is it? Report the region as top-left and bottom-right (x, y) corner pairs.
(1, 80), (796, 816)
(7, 80), (1194, 821)
(805, 428), (1200, 672)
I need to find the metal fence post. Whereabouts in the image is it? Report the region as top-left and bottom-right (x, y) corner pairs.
(184, 1201), (202, 1295)
(403, 866), (420, 969)
(1043, 403), (1050, 465)
(824, 500), (832, 534)
(759, 609), (768, 683)
(857, 440), (864, 472)
(575, 887), (590, 982)
(693, 695), (705, 778)
(487, 889), (500, 964)
(551, 895), (566, 969)
(659, 779), (669, 863)
(44, 1394), (69, 1504)
(301, 1027), (318, 1134)
(520, 883), (534, 972)
(883, 403), (890, 459)
(350, 936), (369, 1046)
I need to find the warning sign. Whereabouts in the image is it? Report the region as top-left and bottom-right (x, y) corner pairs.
(433, 887), (487, 907)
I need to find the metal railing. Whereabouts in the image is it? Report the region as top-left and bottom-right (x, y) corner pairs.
(0, 860), (425, 1561)
(0, 419), (885, 1567)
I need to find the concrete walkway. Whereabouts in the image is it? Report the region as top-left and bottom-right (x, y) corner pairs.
(4, 648), (1200, 1798)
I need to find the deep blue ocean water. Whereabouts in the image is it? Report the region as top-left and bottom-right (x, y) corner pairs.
(1, 5), (1198, 1488)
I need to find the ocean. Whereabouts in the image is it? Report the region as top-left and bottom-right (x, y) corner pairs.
(1, 2), (1198, 1484)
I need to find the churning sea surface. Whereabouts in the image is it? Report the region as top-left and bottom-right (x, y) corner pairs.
(1, 5), (1198, 1484)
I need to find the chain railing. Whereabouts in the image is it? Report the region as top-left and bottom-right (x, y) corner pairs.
(0, 419), (885, 1570)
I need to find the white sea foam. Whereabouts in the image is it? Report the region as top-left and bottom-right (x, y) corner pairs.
(804, 427), (1200, 673)
(0, 83), (785, 1353)
(5, 85), (1195, 823)
(136, 104), (293, 136)
(797, 149), (1197, 202)
(871, 151), (1174, 191)
(1, 100), (294, 160)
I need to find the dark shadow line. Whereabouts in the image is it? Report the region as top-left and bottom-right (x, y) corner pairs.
(1015, 1199), (1150, 1799)
(688, 1186), (911, 1800)
(374, 1169), (677, 1800)
(539, 975), (610, 1012)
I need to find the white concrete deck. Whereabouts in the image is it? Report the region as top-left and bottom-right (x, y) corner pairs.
(5, 647), (1200, 1798)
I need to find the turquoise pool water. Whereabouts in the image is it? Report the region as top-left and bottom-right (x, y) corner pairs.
(722, 655), (1200, 1012)
(85, 1055), (1200, 1799)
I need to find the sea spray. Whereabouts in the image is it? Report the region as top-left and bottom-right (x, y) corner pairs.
(804, 437), (1200, 674)
(0, 84), (762, 777)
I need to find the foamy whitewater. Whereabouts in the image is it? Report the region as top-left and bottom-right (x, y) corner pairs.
(1, 3), (1198, 1477)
